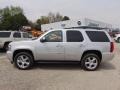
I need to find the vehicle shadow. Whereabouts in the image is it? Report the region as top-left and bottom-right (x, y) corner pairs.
(33, 62), (82, 70)
(32, 61), (116, 71)
(98, 62), (116, 71)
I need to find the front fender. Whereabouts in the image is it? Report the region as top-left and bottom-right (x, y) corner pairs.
(12, 45), (36, 60)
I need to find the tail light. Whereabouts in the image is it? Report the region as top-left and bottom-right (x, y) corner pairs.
(110, 42), (114, 52)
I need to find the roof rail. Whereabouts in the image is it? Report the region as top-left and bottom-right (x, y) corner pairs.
(65, 26), (109, 30)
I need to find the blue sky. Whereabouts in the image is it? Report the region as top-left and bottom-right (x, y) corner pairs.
(0, 0), (120, 27)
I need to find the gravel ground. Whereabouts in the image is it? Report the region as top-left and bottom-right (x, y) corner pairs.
(0, 44), (120, 90)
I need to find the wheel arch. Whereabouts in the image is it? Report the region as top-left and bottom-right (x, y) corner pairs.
(13, 49), (34, 62)
(3, 41), (12, 50)
(4, 41), (12, 47)
(81, 50), (102, 61)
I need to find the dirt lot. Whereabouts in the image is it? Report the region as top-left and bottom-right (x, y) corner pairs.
(0, 43), (120, 90)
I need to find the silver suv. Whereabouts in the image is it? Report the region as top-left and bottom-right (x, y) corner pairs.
(0, 31), (31, 50)
(7, 28), (114, 71)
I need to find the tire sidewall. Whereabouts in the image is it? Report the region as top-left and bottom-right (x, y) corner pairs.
(81, 54), (100, 71)
(14, 52), (34, 70)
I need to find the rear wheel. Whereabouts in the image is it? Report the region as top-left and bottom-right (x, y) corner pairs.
(14, 52), (34, 70)
(81, 54), (100, 71)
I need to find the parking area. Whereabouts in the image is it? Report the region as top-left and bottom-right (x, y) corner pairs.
(0, 43), (120, 90)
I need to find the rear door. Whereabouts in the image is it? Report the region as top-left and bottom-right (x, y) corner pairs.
(65, 30), (84, 61)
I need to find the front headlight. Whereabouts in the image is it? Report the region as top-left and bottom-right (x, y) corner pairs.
(8, 45), (11, 51)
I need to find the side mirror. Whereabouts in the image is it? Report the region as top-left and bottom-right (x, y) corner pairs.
(40, 37), (46, 43)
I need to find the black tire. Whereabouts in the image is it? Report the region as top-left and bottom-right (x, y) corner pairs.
(14, 52), (34, 70)
(4, 43), (9, 51)
(81, 54), (100, 71)
(117, 38), (120, 43)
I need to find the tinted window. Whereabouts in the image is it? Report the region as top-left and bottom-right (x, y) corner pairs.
(23, 33), (30, 38)
(67, 31), (84, 42)
(0, 32), (11, 37)
(44, 31), (62, 42)
(86, 31), (110, 42)
(13, 32), (21, 38)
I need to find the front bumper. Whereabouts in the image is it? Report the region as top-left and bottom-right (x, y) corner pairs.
(102, 52), (114, 62)
(7, 51), (13, 63)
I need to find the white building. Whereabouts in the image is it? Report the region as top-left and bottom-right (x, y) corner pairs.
(41, 18), (112, 31)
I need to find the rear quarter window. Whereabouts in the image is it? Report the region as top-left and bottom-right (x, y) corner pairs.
(0, 32), (11, 38)
(86, 31), (110, 42)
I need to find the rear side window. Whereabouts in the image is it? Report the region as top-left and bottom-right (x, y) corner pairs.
(0, 32), (11, 37)
(86, 31), (110, 42)
(13, 32), (21, 38)
(23, 33), (30, 38)
(67, 31), (84, 42)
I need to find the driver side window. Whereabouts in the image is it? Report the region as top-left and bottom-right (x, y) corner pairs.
(44, 31), (63, 42)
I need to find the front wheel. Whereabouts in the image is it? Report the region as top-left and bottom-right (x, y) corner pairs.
(14, 52), (34, 70)
(81, 54), (100, 71)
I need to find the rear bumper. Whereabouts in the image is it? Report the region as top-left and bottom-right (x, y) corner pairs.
(102, 52), (114, 62)
(7, 51), (13, 63)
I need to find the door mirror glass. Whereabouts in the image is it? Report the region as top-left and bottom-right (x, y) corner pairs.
(40, 37), (46, 43)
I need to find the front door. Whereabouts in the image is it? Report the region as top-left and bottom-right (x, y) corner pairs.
(36, 30), (65, 60)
